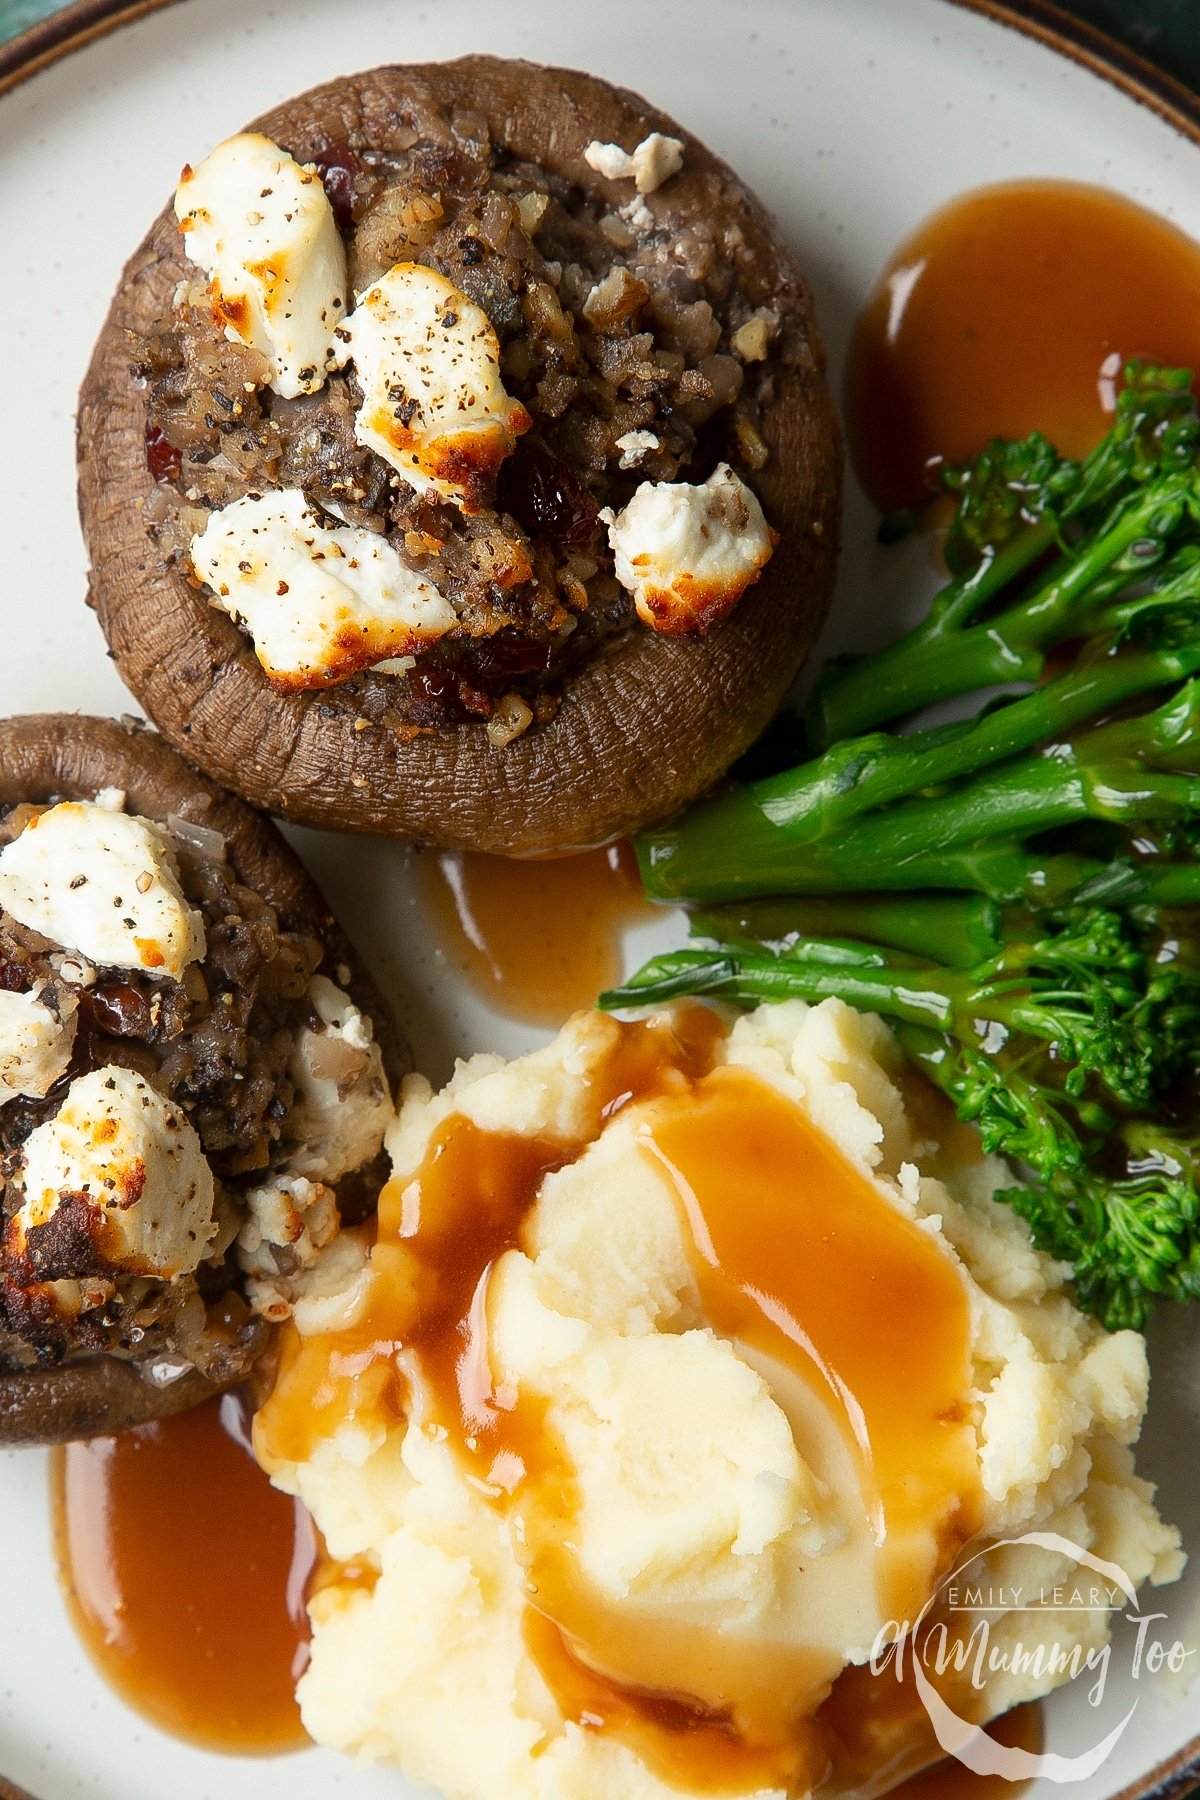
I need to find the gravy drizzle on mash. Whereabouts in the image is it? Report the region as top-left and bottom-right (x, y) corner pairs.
(255, 999), (1181, 1799)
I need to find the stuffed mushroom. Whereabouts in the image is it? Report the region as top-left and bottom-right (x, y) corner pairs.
(78, 57), (841, 855)
(0, 715), (404, 1446)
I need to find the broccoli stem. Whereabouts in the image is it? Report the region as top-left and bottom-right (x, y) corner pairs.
(1074, 678), (1200, 773)
(656, 829), (1200, 912)
(808, 474), (1197, 745)
(599, 930), (1160, 1098)
(638, 643), (1200, 904)
(917, 846), (1200, 909)
(819, 759), (1200, 867)
(690, 894), (1009, 969)
(901, 517), (1060, 642)
(644, 694), (1200, 907)
(600, 945), (964, 1028)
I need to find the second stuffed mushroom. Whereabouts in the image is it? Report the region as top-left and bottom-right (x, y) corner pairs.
(0, 715), (403, 1445)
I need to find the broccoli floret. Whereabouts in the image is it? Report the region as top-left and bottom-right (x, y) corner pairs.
(808, 363), (1200, 747)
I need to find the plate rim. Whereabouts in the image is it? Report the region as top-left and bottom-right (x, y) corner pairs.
(1, 0), (1198, 1796)
(0, 0), (1198, 134)
(0, 0), (178, 97)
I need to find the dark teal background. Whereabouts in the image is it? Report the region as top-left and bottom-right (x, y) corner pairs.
(1068, 0), (1200, 92)
(0, 0), (1197, 90)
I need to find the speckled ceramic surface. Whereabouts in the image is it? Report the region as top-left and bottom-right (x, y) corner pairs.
(1, 3), (1200, 1797)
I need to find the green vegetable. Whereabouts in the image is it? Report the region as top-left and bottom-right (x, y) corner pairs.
(810, 362), (1200, 746)
(692, 894), (1010, 969)
(898, 1027), (1200, 1332)
(601, 909), (1197, 1109)
(642, 639), (1200, 904)
(615, 363), (1200, 1329)
(642, 681), (1200, 906)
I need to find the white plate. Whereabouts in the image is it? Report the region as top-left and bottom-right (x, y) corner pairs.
(1, 2), (1199, 1796)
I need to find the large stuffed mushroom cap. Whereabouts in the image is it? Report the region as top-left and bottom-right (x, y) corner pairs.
(0, 715), (405, 1444)
(78, 56), (841, 854)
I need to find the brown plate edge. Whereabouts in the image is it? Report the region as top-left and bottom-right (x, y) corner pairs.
(1, 0), (1199, 1792)
(0, 0), (1197, 134)
(954, 0), (1200, 137)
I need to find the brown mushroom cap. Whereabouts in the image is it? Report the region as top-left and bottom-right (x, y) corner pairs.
(0, 713), (406, 1446)
(78, 56), (841, 855)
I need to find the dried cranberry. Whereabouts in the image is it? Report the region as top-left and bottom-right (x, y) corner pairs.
(459, 632), (553, 685)
(145, 421), (182, 484)
(82, 981), (153, 1038)
(410, 663), (457, 706)
(402, 659), (496, 726)
(0, 951), (30, 993)
(498, 442), (599, 547)
(312, 144), (361, 234)
(412, 143), (483, 194)
(405, 662), (466, 728)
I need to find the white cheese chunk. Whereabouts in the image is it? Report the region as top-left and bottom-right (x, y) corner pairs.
(237, 1172), (340, 1322)
(285, 975), (393, 1183)
(54, 955), (96, 989)
(614, 428), (660, 468)
(0, 803), (206, 982)
(175, 131), (348, 399)
(583, 132), (684, 194)
(191, 489), (457, 689)
(12, 1065), (216, 1279)
(0, 987), (76, 1100)
(606, 462), (776, 633)
(331, 262), (531, 512)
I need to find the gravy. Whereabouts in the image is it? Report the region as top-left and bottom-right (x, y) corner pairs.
(52, 1392), (313, 1756)
(416, 841), (655, 1026)
(846, 181), (1200, 512)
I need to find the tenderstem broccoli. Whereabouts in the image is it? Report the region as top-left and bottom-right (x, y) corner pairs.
(601, 909), (1198, 1108)
(641, 680), (1200, 906)
(809, 361), (1200, 745)
(611, 365), (1200, 1329)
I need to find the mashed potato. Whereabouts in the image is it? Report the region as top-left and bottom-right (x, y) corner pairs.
(255, 999), (1183, 1799)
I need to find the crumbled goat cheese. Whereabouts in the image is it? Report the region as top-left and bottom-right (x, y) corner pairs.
(584, 132), (685, 194)
(615, 429), (660, 469)
(190, 489), (457, 690)
(606, 462), (776, 633)
(0, 802), (206, 982)
(0, 987), (76, 1100)
(330, 262), (531, 512)
(285, 975), (393, 1182)
(11, 1065), (216, 1279)
(175, 131), (348, 399)
(237, 1172), (340, 1322)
